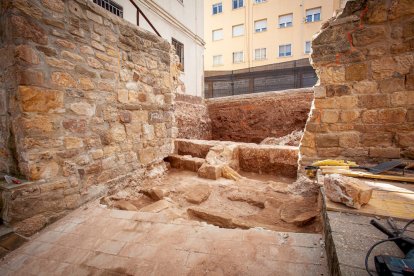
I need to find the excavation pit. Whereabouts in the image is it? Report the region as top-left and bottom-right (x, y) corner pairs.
(101, 169), (322, 233)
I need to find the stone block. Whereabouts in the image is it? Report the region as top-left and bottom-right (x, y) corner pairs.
(353, 80), (378, 94)
(345, 63), (367, 81)
(361, 133), (393, 147)
(64, 137), (83, 149)
(378, 108), (407, 123)
(379, 77), (405, 93)
(358, 94), (389, 109)
(353, 26), (386, 46)
(319, 66), (345, 84)
(138, 148), (156, 165)
(70, 102), (95, 116)
(338, 96), (358, 109)
(46, 57), (74, 70)
(11, 15), (47, 45)
(369, 147), (400, 158)
(315, 133), (339, 148)
(19, 86), (63, 113)
(326, 85), (350, 97)
(197, 163), (222, 180)
(339, 132), (359, 148)
(86, 10), (103, 24)
(396, 132), (414, 147)
(321, 110), (340, 123)
(340, 110), (360, 122)
(51, 72), (77, 88)
(15, 45), (40, 64)
(324, 174), (373, 209)
(19, 70), (44, 86)
(184, 185), (211, 204)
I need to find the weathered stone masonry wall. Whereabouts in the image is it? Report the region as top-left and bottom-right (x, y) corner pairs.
(206, 89), (313, 143)
(175, 94), (212, 140)
(0, 0), (176, 232)
(299, 0), (414, 168)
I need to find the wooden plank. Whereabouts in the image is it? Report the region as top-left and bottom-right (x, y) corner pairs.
(321, 169), (414, 183)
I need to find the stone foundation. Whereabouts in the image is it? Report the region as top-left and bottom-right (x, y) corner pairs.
(206, 88), (313, 143)
(299, 0), (414, 168)
(0, 0), (177, 233)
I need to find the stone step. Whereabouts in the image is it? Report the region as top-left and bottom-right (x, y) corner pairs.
(165, 154), (205, 172)
(174, 139), (298, 178)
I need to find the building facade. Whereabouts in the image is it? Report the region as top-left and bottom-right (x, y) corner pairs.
(204, 0), (345, 71)
(96, 0), (205, 97)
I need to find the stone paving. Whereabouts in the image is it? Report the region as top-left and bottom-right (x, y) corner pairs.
(0, 201), (328, 275)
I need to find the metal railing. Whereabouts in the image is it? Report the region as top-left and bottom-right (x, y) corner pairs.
(204, 58), (317, 98)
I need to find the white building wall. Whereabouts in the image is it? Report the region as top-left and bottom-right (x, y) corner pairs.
(112, 0), (205, 98)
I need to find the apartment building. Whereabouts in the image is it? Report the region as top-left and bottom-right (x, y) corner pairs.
(94, 0), (205, 97)
(204, 0), (345, 71)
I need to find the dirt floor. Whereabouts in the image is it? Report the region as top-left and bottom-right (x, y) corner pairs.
(102, 169), (322, 233)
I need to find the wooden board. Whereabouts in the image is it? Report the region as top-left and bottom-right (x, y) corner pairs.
(321, 168), (414, 183)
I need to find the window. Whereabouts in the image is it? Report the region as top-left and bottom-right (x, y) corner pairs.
(93, 0), (123, 18)
(279, 14), (293, 28)
(305, 41), (311, 54)
(232, 24), (244, 37)
(233, 51), (244, 63)
(172, 38), (184, 71)
(254, 48), (266, 60)
(279, 44), (292, 57)
(254, 0), (266, 3)
(212, 29), (223, 41)
(306, 7), (321, 22)
(233, 0), (243, 9)
(212, 3), (222, 15)
(254, 19), (267, 32)
(213, 55), (223, 66)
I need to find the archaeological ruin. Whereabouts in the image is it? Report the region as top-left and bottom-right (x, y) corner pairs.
(0, 0), (413, 275)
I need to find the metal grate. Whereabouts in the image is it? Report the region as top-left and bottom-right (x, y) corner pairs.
(204, 58), (317, 98)
(172, 38), (184, 71)
(93, 0), (123, 18)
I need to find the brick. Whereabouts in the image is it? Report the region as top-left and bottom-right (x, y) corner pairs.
(315, 133), (339, 148)
(18, 86), (63, 113)
(345, 63), (367, 81)
(369, 147), (400, 159)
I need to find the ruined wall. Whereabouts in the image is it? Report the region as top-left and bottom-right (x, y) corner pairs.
(206, 89), (313, 143)
(0, 0), (176, 232)
(175, 94), (212, 140)
(299, 0), (414, 167)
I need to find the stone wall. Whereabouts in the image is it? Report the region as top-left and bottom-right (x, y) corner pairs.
(299, 0), (414, 168)
(206, 89), (313, 143)
(175, 94), (212, 140)
(0, 0), (176, 233)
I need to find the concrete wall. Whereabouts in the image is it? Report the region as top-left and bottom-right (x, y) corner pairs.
(114, 0), (205, 98)
(299, 0), (414, 167)
(204, 0), (342, 71)
(206, 88), (313, 143)
(0, 0), (177, 234)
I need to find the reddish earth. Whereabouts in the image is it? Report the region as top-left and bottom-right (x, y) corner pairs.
(102, 169), (322, 233)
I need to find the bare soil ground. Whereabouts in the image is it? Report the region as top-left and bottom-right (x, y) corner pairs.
(102, 169), (321, 233)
